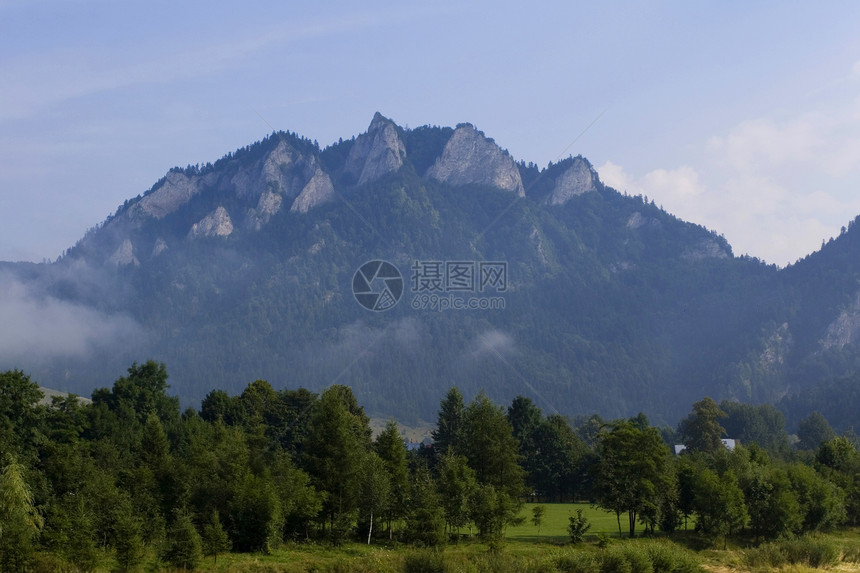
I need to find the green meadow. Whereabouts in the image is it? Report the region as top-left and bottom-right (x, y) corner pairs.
(506, 502), (628, 542)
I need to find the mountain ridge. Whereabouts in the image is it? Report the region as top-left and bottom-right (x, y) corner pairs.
(3, 112), (860, 428)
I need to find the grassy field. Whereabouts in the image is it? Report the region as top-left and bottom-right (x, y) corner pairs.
(506, 502), (630, 542)
(31, 507), (860, 572)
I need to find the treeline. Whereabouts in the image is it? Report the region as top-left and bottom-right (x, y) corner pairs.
(0, 364), (858, 571)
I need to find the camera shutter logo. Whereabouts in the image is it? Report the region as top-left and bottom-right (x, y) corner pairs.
(352, 260), (404, 311)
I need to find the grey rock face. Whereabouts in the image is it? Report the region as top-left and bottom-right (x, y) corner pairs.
(344, 112), (406, 186)
(247, 190), (284, 230)
(823, 293), (860, 350)
(682, 239), (730, 260)
(627, 212), (662, 229)
(109, 239), (139, 266)
(131, 172), (200, 220)
(189, 206), (233, 238)
(426, 124), (524, 196)
(290, 163), (335, 213)
(232, 139), (335, 221)
(151, 238), (168, 257)
(549, 157), (597, 205)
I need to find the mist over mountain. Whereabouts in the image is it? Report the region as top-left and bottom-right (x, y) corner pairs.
(4, 112), (860, 427)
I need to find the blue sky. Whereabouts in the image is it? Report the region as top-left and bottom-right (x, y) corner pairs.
(2, 1), (860, 266)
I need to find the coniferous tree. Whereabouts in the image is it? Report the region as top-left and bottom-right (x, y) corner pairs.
(432, 387), (465, 457)
(201, 510), (231, 565)
(161, 509), (203, 571)
(374, 420), (409, 539)
(436, 451), (477, 536)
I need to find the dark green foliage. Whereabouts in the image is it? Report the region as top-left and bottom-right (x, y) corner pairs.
(406, 468), (446, 547)
(740, 464), (799, 540)
(112, 496), (145, 572)
(568, 509), (591, 543)
(719, 400), (789, 456)
(228, 472), (282, 552)
(0, 456), (43, 573)
(679, 398), (727, 455)
(797, 411), (836, 451)
(302, 385), (371, 537)
(0, 371), (44, 464)
(357, 452), (390, 544)
(593, 419), (674, 538)
(93, 360), (179, 426)
(436, 451), (477, 535)
(43, 492), (99, 571)
(431, 387), (464, 458)
(691, 468), (747, 544)
(201, 510), (230, 564)
(374, 420), (409, 538)
(531, 504), (545, 531)
(160, 509), (203, 570)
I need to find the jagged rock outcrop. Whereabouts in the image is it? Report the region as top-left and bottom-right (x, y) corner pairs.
(627, 212), (661, 229)
(822, 293), (860, 350)
(548, 157), (597, 205)
(343, 112), (406, 186)
(247, 191), (284, 230)
(189, 206), (233, 238)
(759, 322), (792, 370)
(130, 171), (201, 220)
(290, 164), (335, 213)
(232, 139), (335, 221)
(682, 238), (730, 260)
(426, 124), (525, 196)
(108, 238), (139, 266)
(151, 238), (168, 257)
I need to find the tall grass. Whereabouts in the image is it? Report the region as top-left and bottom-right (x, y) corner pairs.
(743, 535), (842, 570)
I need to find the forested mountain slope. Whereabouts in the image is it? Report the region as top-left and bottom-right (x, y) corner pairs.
(2, 113), (859, 425)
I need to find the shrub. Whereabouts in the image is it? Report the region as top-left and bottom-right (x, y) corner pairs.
(556, 551), (600, 573)
(404, 549), (447, 573)
(600, 547), (632, 573)
(569, 510), (592, 544)
(643, 541), (702, 573)
(743, 535), (840, 570)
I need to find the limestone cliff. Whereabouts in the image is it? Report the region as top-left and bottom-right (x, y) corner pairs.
(343, 112), (406, 186)
(108, 238), (139, 266)
(822, 292), (860, 350)
(290, 162), (335, 213)
(189, 206), (233, 238)
(426, 124), (525, 196)
(130, 171), (201, 220)
(548, 157), (597, 205)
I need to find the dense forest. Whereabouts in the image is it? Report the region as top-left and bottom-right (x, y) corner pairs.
(1, 363), (858, 571)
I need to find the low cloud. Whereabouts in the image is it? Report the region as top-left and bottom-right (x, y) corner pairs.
(468, 329), (516, 359)
(598, 65), (860, 268)
(0, 273), (145, 365)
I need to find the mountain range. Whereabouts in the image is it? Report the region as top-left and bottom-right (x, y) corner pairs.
(3, 112), (860, 428)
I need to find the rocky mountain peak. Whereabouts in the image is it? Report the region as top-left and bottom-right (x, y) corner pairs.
(425, 124), (525, 196)
(548, 157), (598, 205)
(343, 112), (406, 186)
